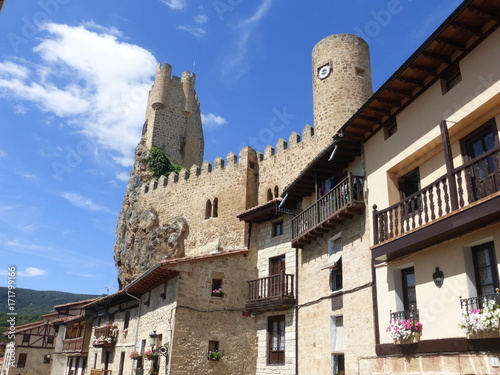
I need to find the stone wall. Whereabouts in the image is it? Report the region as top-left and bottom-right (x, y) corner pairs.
(168, 253), (257, 375)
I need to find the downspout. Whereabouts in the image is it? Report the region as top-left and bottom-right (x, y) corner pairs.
(125, 287), (142, 375)
(295, 245), (299, 375)
(247, 222), (253, 250)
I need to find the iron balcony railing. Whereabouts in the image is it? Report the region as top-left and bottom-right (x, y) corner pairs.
(292, 173), (364, 241)
(373, 147), (500, 244)
(247, 271), (294, 303)
(460, 291), (500, 314)
(390, 307), (419, 322)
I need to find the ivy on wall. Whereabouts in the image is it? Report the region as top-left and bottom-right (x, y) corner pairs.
(147, 145), (183, 179)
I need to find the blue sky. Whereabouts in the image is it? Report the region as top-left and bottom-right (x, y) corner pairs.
(0, 0), (464, 295)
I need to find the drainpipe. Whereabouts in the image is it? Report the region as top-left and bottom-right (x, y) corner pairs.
(295, 245), (299, 375)
(125, 288), (142, 375)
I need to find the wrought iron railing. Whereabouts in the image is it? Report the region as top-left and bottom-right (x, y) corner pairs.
(247, 271), (294, 302)
(292, 173), (364, 240)
(390, 308), (419, 322)
(460, 292), (500, 314)
(373, 147), (500, 244)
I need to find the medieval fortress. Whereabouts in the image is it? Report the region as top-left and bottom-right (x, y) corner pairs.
(114, 34), (373, 286)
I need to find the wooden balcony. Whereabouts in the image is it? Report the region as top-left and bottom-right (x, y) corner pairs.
(90, 370), (112, 375)
(246, 272), (295, 312)
(291, 173), (365, 247)
(372, 148), (500, 261)
(93, 325), (117, 347)
(62, 337), (84, 353)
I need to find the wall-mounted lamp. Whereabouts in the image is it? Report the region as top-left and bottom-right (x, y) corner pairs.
(149, 330), (158, 350)
(433, 267), (444, 288)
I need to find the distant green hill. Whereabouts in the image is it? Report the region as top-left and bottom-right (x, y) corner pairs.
(0, 287), (103, 315)
(0, 287), (104, 338)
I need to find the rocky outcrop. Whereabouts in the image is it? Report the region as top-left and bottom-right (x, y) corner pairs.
(114, 144), (188, 288)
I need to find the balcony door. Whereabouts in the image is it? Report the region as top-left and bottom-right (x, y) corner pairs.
(461, 119), (498, 201)
(398, 168), (420, 215)
(269, 255), (285, 298)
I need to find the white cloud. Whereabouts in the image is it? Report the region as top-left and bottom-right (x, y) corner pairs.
(19, 173), (36, 179)
(0, 149), (6, 158)
(177, 25), (206, 38)
(116, 172), (130, 182)
(162, 0), (186, 10)
(0, 266), (47, 277)
(19, 267), (47, 277)
(238, 0), (273, 27)
(178, 6), (208, 38)
(61, 192), (115, 214)
(13, 105), (27, 114)
(220, 0), (273, 81)
(0, 61), (29, 79)
(201, 112), (228, 130)
(0, 23), (158, 167)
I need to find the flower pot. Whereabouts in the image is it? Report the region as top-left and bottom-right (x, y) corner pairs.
(395, 332), (421, 345)
(466, 329), (500, 339)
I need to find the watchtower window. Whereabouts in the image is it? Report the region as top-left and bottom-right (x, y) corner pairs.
(213, 198), (219, 218)
(205, 200), (212, 219)
(274, 186), (279, 198)
(267, 189), (273, 201)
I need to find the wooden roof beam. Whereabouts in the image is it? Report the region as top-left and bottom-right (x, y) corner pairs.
(469, 5), (500, 22)
(397, 76), (425, 88)
(375, 97), (401, 107)
(436, 37), (467, 51)
(410, 64), (438, 76)
(370, 106), (392, 117)
(451, 21), (483, 37)
(350, 122), (375, 132)
(386, 87), (413, 98)
(422, 51), (451, 64)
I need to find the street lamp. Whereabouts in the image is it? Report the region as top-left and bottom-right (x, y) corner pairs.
(149, 331), (158, 350)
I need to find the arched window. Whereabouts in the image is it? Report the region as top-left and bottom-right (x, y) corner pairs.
(274, 186), (279, 198)
(267, 189), (273, 201)
(205, 200), (212, 219)
(213, 198), (219, 218)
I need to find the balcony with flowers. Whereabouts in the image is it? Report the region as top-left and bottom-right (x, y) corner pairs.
(459, 291), (500, 339)
(386, 309), (422, 345)
(92, 324), (118, 348)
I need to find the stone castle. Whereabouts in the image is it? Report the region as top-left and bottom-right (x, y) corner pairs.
(114, 34), (373, 287)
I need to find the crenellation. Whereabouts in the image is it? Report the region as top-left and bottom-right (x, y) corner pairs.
(179, 169), (190, 181)
(264, 145), (275, 159)
(160, 175), (168, 187)
(201, 161), (212, 174)
(302, 124), (314, 139)
(190, 164), (201, 177)
(214, 156), (225, 170)
(276, 138), (287, 151)
(288, 131), (301, 146)
(168, 171), (179, 184)
(226, 152), (237, 166)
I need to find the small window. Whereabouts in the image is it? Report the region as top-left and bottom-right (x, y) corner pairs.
(22, 334), (30, 343)
(402, 267), (417, 311)
(43, 354), (51, 364)
(272, 221), (284, 237)
(17, 353), (27, 368)
(208, 341), (220, 361)
(274, 186), (279, 198)
(160, 282), (167, 300)
(118, 352), (125, 375)
(213, 198), (219, 218)
(47, 336), (54, 344)
(268, 315), (285, 365)
(384, 120), (398, 139)
(398, 168), (420, 214)
(332, 354), (345, 375)
(330, 265), (343, 292)
(267, 189), (273, 201)
(441, 63), (462, 93)
(124, 311), (131, 330)
(211, 279), (223, 297)
(328, 236), (343, 292)
(205, 200), (212, 219)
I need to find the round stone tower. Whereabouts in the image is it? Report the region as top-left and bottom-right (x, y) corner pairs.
(312, 34), (372, 143)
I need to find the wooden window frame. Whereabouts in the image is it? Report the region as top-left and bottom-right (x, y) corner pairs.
(272, 221), (284, 237)
(472, 241), (500, 296)
(267, 315), (285, 365)
(402, 267), (417, 311)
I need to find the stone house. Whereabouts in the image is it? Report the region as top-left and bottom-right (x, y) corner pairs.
(1, 313), (58, 375)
